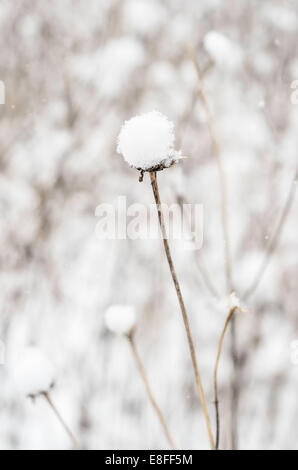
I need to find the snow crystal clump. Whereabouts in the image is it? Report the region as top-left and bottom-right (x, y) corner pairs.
(11, 347), (56, 398)
(105, 305), (137, 336)
(229, 292), (242, 310)
(218, 292), (247, 313)
(204, 31), (243, 69)
(117, 111), (181, 170)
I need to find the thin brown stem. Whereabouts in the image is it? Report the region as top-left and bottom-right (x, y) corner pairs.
(127, 333), (176, 450)
(213, 306), (238, 450)
(150, 171), (215, 450)
(43, 392), (81, 450)
(230, 315), (239, 450)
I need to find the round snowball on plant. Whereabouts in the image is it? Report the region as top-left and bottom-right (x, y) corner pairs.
(105, 305), (137, 336)
(11, 346), (56, 398)
(117, 111), (182, 171)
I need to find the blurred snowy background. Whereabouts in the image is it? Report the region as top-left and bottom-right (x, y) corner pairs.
(0, 0), (298, 450)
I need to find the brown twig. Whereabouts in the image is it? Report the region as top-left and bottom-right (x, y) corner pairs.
(43, 392), (81, 450)
(213, 306), (238, 450)
(150, 171), (215, 450)
(127, 333), (176, 450)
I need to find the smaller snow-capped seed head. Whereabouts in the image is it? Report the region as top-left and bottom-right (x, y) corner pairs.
(105, 305), (137, 336)
(229, 292), (248, 312)
(229, 292), (241, 310)
(117, 111), (181, 171)
(11, 346), (56, 398)
(219, 292), (247, 313)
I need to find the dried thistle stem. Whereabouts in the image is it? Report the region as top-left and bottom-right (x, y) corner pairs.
(43, 392), (81, 450)
(213, 306), (238, 450)
(127, 333), (176, 450)
(150, 171), (215, 450)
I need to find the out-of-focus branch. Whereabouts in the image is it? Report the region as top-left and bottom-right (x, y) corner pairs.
(127, 333), (176, 450)
(186, 43), (233, 294)
(194, 253), (222, 301)
(43, 392), (81, 450)
(243, 170), (298, 301)
(213, 307), (238, 450)
(186, 44), (238, 449)
(177, 58), (214, 149)
(176, 194), (221, 300)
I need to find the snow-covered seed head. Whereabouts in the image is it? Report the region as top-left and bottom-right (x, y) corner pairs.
(105, 305), (137, 336)
(219, 292), (247, 313)
(117, 111), (182, 172)
(11, 346), (56, 398)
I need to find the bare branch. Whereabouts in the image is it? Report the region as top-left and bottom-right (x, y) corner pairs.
(213, 307), (238, 449)
(43, 392), (81, 451)
(243, 171), (297, 301)
(127, 333), (176, 450)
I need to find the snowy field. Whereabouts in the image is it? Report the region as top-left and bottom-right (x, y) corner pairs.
(0, 0), (298, 450)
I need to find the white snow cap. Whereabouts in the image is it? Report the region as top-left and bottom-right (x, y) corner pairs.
(204, 31), (243, 69)
(219, 292), (247, 313)
(11, 346), (56, 397)
(117, 111), (181, 170)
(105, 305), (137, 336)
(229, 292), (242, 309)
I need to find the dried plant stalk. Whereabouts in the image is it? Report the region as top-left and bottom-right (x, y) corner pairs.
(127, 333), (176, 450)
(213, 307), (238, 450)
(43, 392), (81, 450)
(150, 171), (215, 450)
